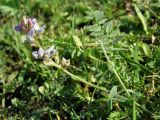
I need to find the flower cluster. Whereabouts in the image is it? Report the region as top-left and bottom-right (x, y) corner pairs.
(15, 16), (70, 68)
(15, 16), (46, 43)
(32, 46), (57, 59)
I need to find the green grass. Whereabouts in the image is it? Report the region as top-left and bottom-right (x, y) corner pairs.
(0, 0), (160, 119)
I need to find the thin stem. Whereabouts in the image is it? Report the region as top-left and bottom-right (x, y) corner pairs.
(50, 61), (108, 92)
(99, 40), (131, 97)
(99, 41), (154, 115)
(133, 98), (136, 120)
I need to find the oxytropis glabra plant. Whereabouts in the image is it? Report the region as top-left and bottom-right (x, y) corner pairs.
(14, 16), (108, 94)
(15, 16), (70, 67)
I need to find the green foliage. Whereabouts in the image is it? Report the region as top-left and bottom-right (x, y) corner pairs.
(0, 0), (160, 119)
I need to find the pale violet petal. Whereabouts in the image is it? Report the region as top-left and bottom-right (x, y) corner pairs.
(31, 18), (37, 24)
(34, 23), (40, 31)
(38, 48), (44, 58)
(15, 25), (21, 31)
(32, 51), (38, 59)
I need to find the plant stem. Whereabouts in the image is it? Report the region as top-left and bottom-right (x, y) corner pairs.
(133, 98), (136, 120)
(99, 40), (131, 97)
(51, 61), (108, 92)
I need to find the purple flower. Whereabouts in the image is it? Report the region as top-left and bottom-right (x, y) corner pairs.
(44, 46), (57, 58)
(15, 17), (33, 33)
(32, 48), (44, 59)
(15, 16), (45, 40)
